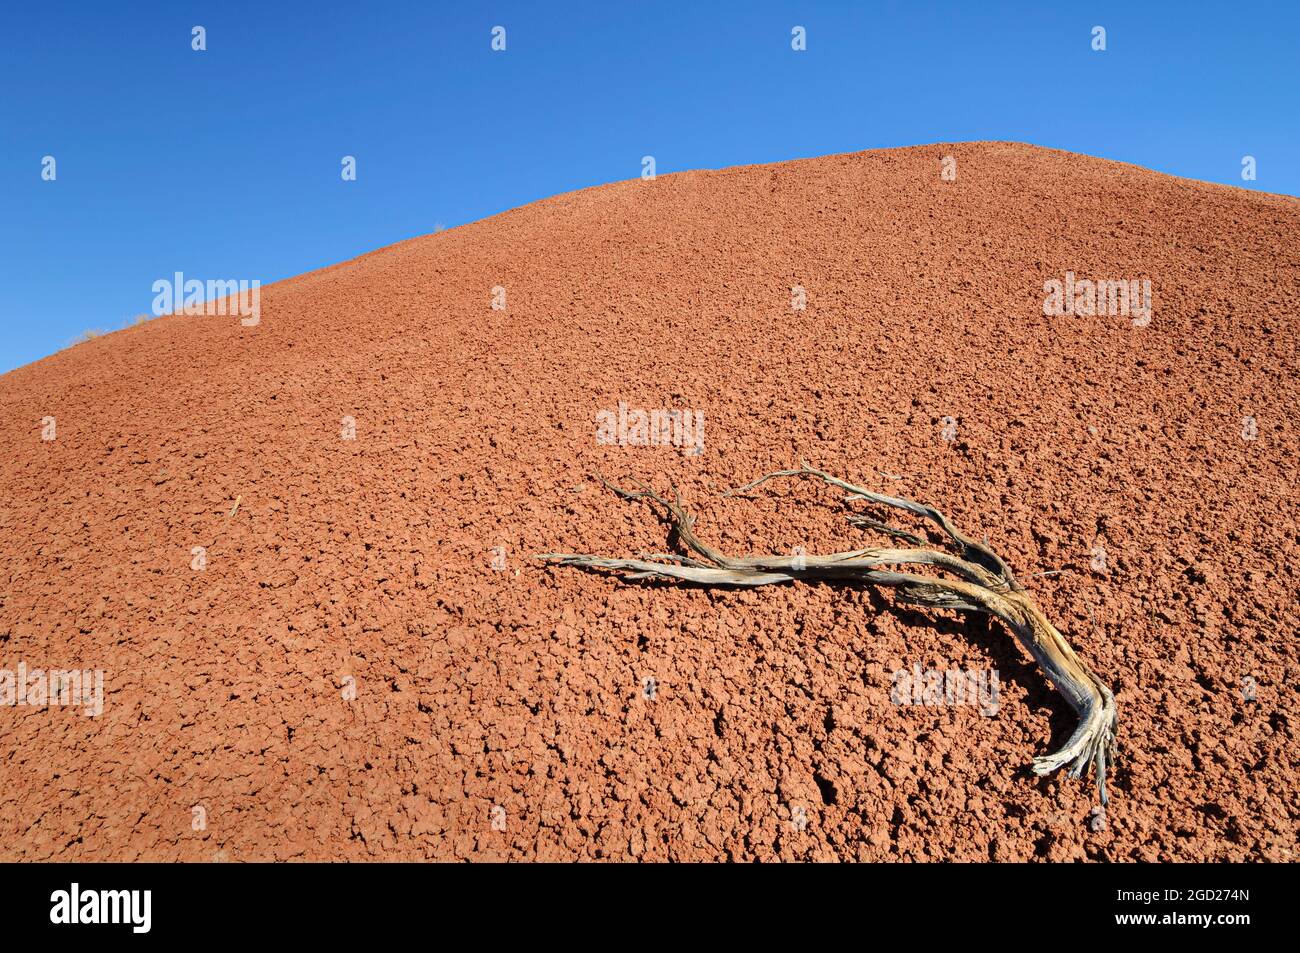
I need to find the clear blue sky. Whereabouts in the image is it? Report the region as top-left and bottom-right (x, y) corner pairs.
(2, 1), (1296, 373)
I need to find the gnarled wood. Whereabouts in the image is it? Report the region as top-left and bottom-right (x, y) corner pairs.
(539, 464), (1118, 802)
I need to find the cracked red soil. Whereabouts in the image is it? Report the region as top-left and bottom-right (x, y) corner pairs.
(0, 143), (1296, 861)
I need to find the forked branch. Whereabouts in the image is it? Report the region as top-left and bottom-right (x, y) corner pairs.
(539, 463), (1118, 803)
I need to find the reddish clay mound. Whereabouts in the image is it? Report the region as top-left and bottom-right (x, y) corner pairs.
(0, 143), (1296, 861)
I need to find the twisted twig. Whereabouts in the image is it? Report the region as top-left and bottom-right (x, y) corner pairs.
(539, 463), (1118, 803)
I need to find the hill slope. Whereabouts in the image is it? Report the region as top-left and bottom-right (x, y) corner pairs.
(1, 142), (1296, 861)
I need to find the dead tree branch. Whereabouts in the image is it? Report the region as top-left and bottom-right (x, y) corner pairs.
(539, 463), (1118, 803)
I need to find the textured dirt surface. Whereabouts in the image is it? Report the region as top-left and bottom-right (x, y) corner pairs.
(0, 143), (1296, 861)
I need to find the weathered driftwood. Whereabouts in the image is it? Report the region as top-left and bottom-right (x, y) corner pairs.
(539, 463), (1118, 802)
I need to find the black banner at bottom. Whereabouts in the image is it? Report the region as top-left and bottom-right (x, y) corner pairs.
(0, 861), (1271, 939)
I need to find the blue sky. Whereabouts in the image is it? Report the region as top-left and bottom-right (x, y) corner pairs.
(2, 1), (1296, 373)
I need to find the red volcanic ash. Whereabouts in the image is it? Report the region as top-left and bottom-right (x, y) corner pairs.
(0, 143), (1295, 861)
